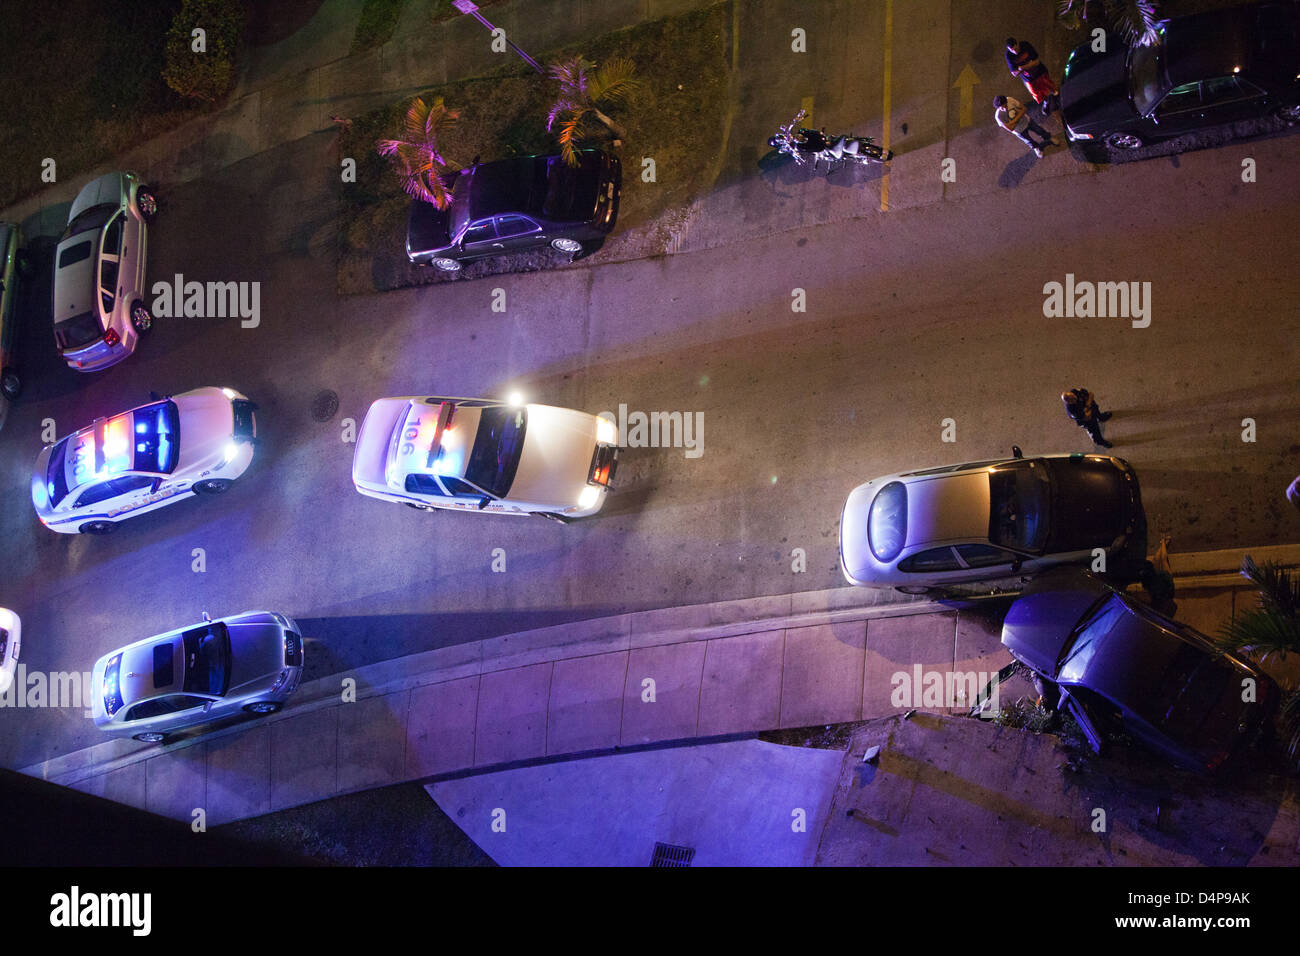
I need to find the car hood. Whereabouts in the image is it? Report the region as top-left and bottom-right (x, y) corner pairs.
(1042, 457), (1132, 552)
(68, 172), (126, 224)
(1001, 571), (1112, 675)
(839, 482), (878, 581)
(406, 200), (453, 259)
(173, 388), (235, 473)
(1061, 40), (1139, 133)
(509, 404), (599, 505)
(226, 614), (285, 694)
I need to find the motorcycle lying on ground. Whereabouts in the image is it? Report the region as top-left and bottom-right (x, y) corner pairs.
(767, 109), (893, 170)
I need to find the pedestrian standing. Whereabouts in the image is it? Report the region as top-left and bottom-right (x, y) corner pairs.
(1005, 37), (1060, 114)
(994, 94), (1055, 156)
(1061, 387), (1113, 447)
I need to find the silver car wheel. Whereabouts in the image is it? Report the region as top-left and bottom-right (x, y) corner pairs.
(136, 188), (158, 219)
(244, 701), (280, 714)
(551, 238), (583, 254)
(431, 257), (462, 272)
(130, 302), (152, 333)
(1106, 131), (1143, 150)
(0, 368), (19, 401)
(133, 732), (166, 743)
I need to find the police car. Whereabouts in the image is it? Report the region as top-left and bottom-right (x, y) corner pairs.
(0, 607), (20, 696)
(91, 610), (303, 743)
(352, 395), (618, 520)
(31, 386), (257, 534)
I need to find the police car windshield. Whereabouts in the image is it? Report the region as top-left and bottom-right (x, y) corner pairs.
(465, 405), (527, 499)
(131, 400), (181, 474)
(182, 622), (231, 696)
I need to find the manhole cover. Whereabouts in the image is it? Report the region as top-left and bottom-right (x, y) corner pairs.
(311, 389), (339, 422)
(650, 842), (695, 867)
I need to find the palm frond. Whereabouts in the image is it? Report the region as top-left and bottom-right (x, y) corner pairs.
(375, 95), (460, 210)
(588, 57), (640, 105)
(1103, 0), (1163, 47)
(1216, 557), (1300, 661)
(1280, 688), (1300, 763)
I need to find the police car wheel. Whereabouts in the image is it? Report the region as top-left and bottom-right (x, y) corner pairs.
(133, 732), (168, 743)
(532, 511), (571, 524)
(405, 502), (437, 512)
(79, 520), (117, 535)
(194, 479), (233, 495)
(243, 701), (281, 715)
(0, 367), (20, 401)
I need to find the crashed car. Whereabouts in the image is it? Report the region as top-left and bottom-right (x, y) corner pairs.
(1001, 568), (1279, 773)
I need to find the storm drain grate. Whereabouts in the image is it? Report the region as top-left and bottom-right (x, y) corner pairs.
(650, 842), (695, 867)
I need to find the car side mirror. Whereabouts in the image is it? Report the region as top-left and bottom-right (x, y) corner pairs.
(150, 478), (163, 493)
(1012, 445), (1024, 459)
(478, 496), (491, 510)
(1010, 559), (1023, 573)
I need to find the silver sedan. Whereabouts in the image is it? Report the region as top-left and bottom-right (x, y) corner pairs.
(91, 611), (304, 743)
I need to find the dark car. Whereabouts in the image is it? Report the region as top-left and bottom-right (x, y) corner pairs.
(406, 148), (621, 272)
(1002, 568), (1280, 773)
(1060, 1), (1300, 152)
(0, 222), (24, 428)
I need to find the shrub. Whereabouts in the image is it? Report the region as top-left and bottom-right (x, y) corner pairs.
(162, 0), (246, 102)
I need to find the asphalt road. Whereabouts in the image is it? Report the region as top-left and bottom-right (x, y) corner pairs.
(1, 0), (1297, 769)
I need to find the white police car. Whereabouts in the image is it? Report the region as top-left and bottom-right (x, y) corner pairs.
(352, 395), (618, 520)
(31, 386), (257, 534)
(91, 610), (304, 743)
(0, 607), (20, 696)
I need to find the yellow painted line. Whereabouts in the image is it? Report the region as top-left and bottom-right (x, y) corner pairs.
(880, 0), (892, 212)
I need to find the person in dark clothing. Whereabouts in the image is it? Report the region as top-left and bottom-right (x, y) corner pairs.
(1061, 387), (1113, 448)
(1006, 37), (1060, 114)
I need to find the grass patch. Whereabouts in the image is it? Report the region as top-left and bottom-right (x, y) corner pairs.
(0, 0), (209, 211)
(335, 4), (732, 293)
(351, 0), (408, 53)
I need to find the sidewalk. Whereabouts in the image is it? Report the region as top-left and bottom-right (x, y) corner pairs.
(23, 542), (1298, 827)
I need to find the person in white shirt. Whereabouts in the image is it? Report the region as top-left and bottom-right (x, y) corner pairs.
(993, 94), (1055, 157)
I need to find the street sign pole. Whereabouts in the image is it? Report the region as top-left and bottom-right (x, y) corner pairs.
(452, 0), (544, 74)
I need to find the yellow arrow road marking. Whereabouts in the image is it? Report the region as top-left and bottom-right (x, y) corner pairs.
(952, 64), (980, 128)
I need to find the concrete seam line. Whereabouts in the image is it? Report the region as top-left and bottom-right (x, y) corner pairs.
(617, 647), (631, 750)
(471, 673), (483, 769)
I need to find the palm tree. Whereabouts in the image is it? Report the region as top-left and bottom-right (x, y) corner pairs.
(545, 55), (640, 166)
(376, 96), (460, 209)
(1056, 0), (1163, 48)
(1216, 555), (1300, 765)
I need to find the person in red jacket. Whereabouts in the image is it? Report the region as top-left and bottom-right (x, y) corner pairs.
(1006, 37), (1060, 114)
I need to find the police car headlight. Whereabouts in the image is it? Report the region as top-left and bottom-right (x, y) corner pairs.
(596, 416), (617, 446)
(577, 485), (601, 510)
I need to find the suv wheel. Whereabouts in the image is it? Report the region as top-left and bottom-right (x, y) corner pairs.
(0, 367), (19, 402)
(243, 701), (281, 715)
(1105, 131), (1143, 150)
(430, 257), (462, 272)
(136, 188), (158, 220)
(79, 520), (117, 535)
(130, 301), (153, 333)
(194, 479), (233, 495)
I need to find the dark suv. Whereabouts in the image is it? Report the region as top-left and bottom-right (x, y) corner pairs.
(1061, 1), (1300, 153)
(406, 149), (621, 272)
